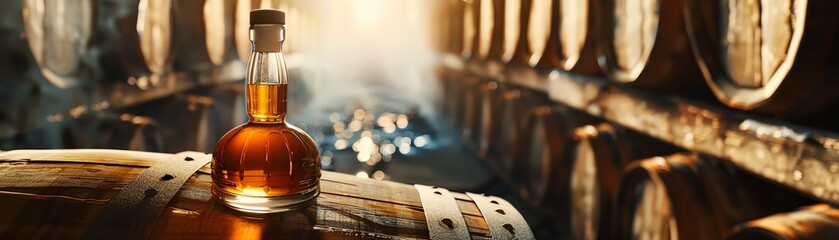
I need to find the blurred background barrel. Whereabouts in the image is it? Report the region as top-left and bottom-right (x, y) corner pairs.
(566, 123), (678, 240)
(525, 0), (556, 69)
(438, 0), (467, 123)
(444, 0), (466, 56)
(172, 0), (236, 71)
(450, 0), (480, 131)
(517, 105), (591, 214)
(491, 89), (550, 180)
(462, 0), (478, 60)
(616, 153), (814, 240)
(471, 81), (500, 157)
(95, 113), (163, 151)
(683, 0), (839, 114)
(0, 0), (37, 138)
(476, 0), (503, 64)
(234, 0), (265, 62)
(501, 0), (527, 65)
(455, 76), (480, 141)
(103, 0), (174, 78)
(0, 1), (35, 84)
(549, 0), (600, 74)
(157, 94), (215, 152)
(462, 0), (504, 154)
(727, 204), (839, 240)
(23, 0), (95, 88)
(597, 0), (701, 88)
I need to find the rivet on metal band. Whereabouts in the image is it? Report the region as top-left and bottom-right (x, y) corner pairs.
(466, 192), (535, 240)
(84, 151), (212, 240)
(414, 184), (471, 240)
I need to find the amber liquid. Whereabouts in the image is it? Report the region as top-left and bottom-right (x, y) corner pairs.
(212, 84), (320, 197)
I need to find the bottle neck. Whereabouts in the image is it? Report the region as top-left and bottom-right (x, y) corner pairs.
(246, 51), (288, 123)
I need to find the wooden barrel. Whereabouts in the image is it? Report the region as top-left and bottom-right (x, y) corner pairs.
(683, 0), (839, 114)
(597, 0), (701, 87)
(438, 0), (467, 123)
(501, 0), (528, 65)
(462, 0), (479, 59)
(517, 105), (590, 213)
(491, 88), (550, 179)
(0, 0), (36, 95)
(442, 71), (463, 126)
(166, 86), (246, 152)
(51, 112), (154, 151)
(272, 0), (312, 55)
(22, 0), (95, 88)
(0, 149), (534, 239)
(474, 81), (503, 158)
(109, 0), (174, 77)
(616, 153), (814, 240)
(234, 0), (263, 62)
(525, 0), (557, 69)
(727, 204), (839, 240)
(172, 0), (237, 72)
(476, 0), (504, 62)
(457, 0), (485, 128)
(566, 123), (677, 240)
(445, 0), (467, 56)
(277, 1), (318, 55)
(430, 1), (448, 54)
(136, 94), (217, 153)
(456, 76), (482, 142)
(95, 113), (163, 152)
(549, 0), (600, 74)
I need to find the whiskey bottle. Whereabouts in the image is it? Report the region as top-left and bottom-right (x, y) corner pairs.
(211, 9), (320, 213)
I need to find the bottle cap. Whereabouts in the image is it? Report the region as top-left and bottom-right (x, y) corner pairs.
(250, 9), (285, 25)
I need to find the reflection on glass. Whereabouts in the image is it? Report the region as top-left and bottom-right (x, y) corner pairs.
(226, 206), (263, 240)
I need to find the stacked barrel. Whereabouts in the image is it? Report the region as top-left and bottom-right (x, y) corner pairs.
(0, 0), (322, 152)
(436, 0), (839, 238)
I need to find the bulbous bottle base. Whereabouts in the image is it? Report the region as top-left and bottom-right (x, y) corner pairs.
(212, 185), (319, 213)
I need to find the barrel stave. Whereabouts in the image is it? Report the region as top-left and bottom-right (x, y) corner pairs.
(0, 154), (500, 239)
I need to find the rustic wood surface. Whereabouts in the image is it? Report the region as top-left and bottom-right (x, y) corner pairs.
(0, 149), (493, 239)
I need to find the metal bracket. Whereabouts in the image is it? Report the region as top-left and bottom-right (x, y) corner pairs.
(84, 151), (212, 240)
(415, 184), (471, 240)
(466, 192), (535, 240)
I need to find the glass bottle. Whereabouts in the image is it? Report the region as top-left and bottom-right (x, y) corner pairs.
(212, 9), (320, 213)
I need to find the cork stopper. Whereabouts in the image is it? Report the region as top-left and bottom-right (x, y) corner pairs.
(250, 9), (285, 25)
(250, 9), (285, 52)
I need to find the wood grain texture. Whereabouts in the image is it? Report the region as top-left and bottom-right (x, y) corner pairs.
(0, 150), (494, 239)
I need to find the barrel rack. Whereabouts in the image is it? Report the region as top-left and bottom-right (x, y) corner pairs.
(1, 61), (241, 140)
(444, 54), (839, 206)
(2, 54), (308, 141)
